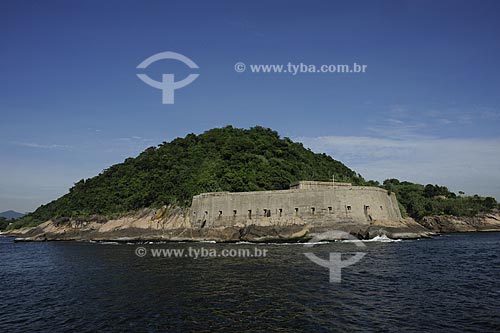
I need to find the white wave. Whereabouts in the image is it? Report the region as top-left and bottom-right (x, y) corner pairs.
(363, 235), (402, 242)
(264, 241), (332, 246)
(236, 241), (316, 246)
(301, 241), (331, 245)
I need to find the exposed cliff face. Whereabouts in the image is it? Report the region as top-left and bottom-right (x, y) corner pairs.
(8, 205), (433, 242)
(7, 207), (500, 243)
(417, 214), (500, 233)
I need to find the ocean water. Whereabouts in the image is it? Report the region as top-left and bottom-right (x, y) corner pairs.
(0, 233), (499, 332)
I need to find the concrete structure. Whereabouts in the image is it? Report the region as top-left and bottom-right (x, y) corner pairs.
(190, 181), (402, 228)
(289, 181), (352, 190)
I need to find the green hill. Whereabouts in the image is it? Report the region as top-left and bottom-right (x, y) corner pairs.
(14, 126), (365, 227)
(10, 125), (498, 230)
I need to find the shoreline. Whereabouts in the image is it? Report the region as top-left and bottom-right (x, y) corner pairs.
(3, 210), (499, 244)
(2, 229), (500, 244)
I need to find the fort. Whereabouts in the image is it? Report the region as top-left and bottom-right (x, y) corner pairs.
(190, 181), (402, 228)
(14, 181), (441, 243)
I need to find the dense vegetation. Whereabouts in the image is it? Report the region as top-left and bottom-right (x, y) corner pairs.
(9, 126), (498, 230)
(382, 179), (498, 219)
(0, 217), (11, 231)
(11, 126), (364, 228)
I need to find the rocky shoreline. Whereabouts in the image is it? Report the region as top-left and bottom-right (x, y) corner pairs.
(3, 207), (500, 243)
(418, 214), (500, 233)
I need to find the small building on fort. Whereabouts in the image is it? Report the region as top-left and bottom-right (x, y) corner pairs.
(190, 181), (402, 228)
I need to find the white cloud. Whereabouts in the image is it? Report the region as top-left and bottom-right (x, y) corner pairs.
(12, 142), (73, 150)
(297, 135), (500, 200)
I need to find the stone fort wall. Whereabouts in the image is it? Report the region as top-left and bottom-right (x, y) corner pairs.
(190, 182), (402, 228)
(289, 180), (352, 190)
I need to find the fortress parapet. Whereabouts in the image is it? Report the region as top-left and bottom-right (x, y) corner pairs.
(190, 182), (402, 228)
(289, 180), (352, 190)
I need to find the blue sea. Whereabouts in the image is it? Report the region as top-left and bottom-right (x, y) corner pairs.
(0, 233), (499, 332)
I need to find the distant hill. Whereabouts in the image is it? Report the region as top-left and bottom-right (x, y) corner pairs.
(14, 126), (365, 227)
(0, 210), (25, 219)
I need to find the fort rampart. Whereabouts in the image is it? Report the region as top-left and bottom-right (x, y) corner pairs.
(190, 182), (402, 228)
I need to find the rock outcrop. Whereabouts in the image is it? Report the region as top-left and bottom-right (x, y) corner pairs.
(7, 205), (436, 242)
(7, 207), (500, 243)
(418, 214), (500, 233)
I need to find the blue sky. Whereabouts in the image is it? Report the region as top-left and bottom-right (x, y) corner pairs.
(1, 0), (500, 212)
